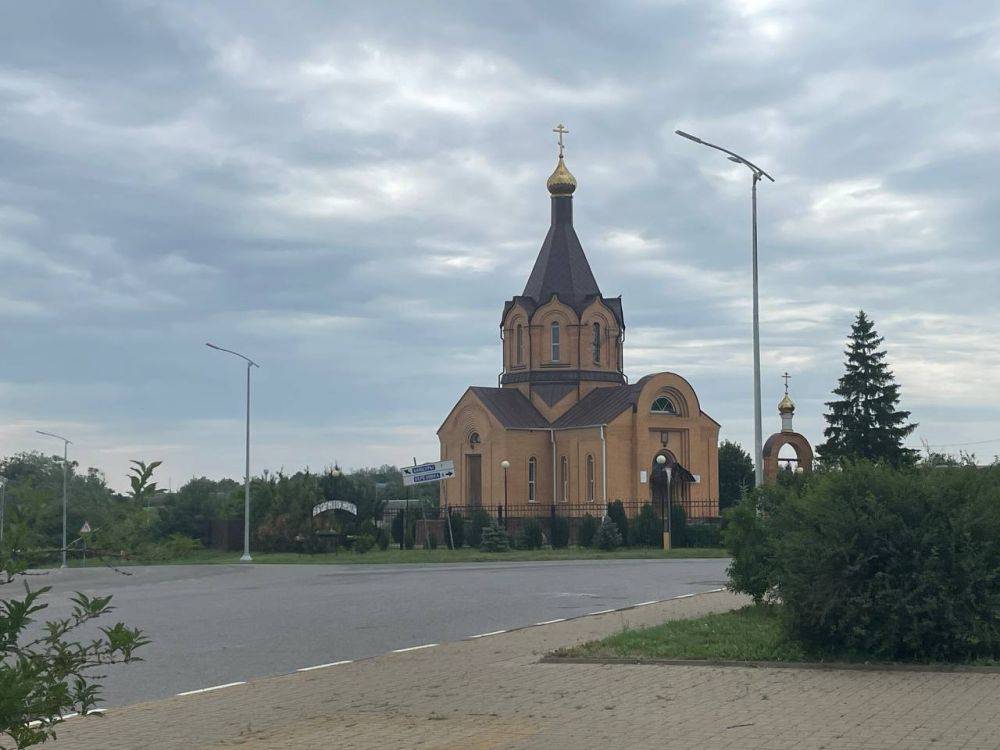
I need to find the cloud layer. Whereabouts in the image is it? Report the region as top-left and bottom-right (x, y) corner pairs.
(2, 1), (999, 489)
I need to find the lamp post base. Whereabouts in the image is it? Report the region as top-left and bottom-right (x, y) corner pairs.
(240, 553), (252, 562)
(662, 531), (671, 551)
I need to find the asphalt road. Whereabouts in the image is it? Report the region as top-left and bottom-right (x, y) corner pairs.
(27, 558), (729, 707)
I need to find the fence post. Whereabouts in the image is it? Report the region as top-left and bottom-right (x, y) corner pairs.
(497, 504), (502, 527)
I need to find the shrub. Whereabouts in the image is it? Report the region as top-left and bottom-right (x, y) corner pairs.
(426, 532), (438, 550)
(669, 503), (687, 548)
(595, 517), (622, 550)
(728, 462), (1000, 661)
(630, 504), (660, 547)
(446, 510), (465, 549)
(578, 513), (599, 548)
(722, 488), (779, 603)
(467, 508), (493, 549)
(479, 523), (510, 552)
(403, 529), (415, 550)
(684, 522), (721, 548)
(516, 518), (544, 550)
(607, 500), (629, 546)
(354, 533), (376, 554)
(550, 516), (570, 549)
(376, 528), (390, 551)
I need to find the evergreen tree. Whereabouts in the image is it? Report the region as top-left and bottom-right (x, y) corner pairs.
(718, 440), (755, 510)
(818, 311), (917, 467)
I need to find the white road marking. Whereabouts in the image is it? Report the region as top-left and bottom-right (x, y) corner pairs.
(468, 629), (507, 639)
(297, 660), (352, 672)
(673, 593), (696, 599)
(28, 713), (78, 728)
(589, 608), (616, 615)
(177, 681), (246, 696)
(634, 600), (660, 606)
(535, 618), (566, 625)
(706, 587), (726, 593)
(392, 643), (437, 653)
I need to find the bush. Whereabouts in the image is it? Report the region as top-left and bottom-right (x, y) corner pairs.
(629, 504), (660, 547)
(425, 532), (438, 550)
(516, 518), (544, 550)
(669, 503), (687, 548)
(578, 513), (599, 548)
(607, 500), (629, 546)
(376, 528), (390, 550)
(550, 516), (570, 549)
(446, 510), (465, 549)
(684, 522), (721, 548)
(354, 533), (376, 554)
(467, 508), (493, 549)
(403, 529), (415, 550)
(595, 517), (622, 551)
(729, 462), (1000, 661)
(479, 523), (510, 552)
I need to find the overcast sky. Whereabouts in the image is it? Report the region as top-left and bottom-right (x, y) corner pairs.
(2, 1), (999, 491)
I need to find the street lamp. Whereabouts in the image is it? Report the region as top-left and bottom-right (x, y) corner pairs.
(675, 129), (774, 487)
(500, 460), (510, 531)
(656, 455), (674, 551)
(0, 476), (8, 549)
(206, 343), (260, 562)
(36, 430), (72, 568)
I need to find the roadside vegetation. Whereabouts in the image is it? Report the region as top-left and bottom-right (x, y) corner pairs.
(562, 312), (1000, 667)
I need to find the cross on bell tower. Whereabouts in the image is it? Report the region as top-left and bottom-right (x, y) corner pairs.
(782, 371), (791, 394)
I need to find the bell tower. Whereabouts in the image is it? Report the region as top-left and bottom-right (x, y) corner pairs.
(499, 125), (625, 421)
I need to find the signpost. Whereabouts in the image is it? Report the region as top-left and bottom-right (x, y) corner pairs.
(401, 460), (455, 487)
(400, 460), (456, 550)
(80, 521), (92, 566)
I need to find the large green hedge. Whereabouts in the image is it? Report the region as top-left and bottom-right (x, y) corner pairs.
(724, 462), (1000, 661)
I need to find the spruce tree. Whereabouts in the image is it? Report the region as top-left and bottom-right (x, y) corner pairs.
(818, 311), (917, 467)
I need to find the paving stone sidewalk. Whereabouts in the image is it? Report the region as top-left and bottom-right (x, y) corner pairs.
(41, 590), (1000, 749)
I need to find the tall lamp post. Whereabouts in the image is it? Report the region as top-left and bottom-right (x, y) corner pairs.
(675, 130), (774, 487)
(36, 430), (72, 568)
(206, 343), (260, 562)
(500, 460), (510, 532)
(655, 455), (673, 551)
(0, 476), (8, 549)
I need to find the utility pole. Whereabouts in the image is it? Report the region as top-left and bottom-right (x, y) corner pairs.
(206, 343), (260, 562)
(675, 129), (774, 486)
(36, 431), (72, 567)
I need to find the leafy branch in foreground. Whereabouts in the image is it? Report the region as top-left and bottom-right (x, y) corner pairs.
(0, 556), (149, 749)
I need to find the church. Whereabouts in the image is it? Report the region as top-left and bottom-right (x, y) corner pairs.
(438, 129), (720, 517)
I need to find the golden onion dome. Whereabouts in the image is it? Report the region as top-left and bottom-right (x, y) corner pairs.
(546, 156), (577, 196)
(778, 393), (796, 414)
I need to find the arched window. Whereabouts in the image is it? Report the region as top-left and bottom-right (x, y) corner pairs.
(516, 324), (524, 365)
(586, 455), (595, 502)
(527, 457), (537, 503)
(560, 456), (569, 502)
(593, 322), (601, 365)
(550, 322), (560, 362)
(651, 396), (678, 415)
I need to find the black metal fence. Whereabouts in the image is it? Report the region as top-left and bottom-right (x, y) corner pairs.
(381, 498), (723, 549)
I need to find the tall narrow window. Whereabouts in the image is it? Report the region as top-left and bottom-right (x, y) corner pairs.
(551, 322), (560, 361)
(586, 455), (595, 502)
(516, 324), (524, 365)
(593, 322), (601, 365)
(560, 456), (569, 502)
(527, 457), (537, 503)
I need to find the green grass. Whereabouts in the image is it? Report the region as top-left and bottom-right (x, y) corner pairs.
(556, 604), (1000, 666)
(558, 604), (809, 662)
(55, 546), (728, 567)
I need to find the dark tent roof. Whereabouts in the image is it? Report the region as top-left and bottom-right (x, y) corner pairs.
(550, 384), (642, 429)
(468, 387), (549, 429)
